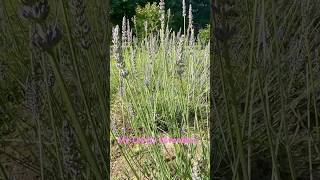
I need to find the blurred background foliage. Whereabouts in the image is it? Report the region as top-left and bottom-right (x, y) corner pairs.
(135, 2), (161, 38)
(110, 0), (210, 35)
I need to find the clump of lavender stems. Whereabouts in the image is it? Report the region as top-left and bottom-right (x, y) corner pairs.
(70, 0), (92, 50)
(62, 120), (83, 179)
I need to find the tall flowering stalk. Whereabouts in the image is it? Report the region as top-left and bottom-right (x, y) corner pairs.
(188, 4), (193, 31)
(69, 1), (110, 175)
(112, 25), (128, 133)
(176, 35), (185, 76)
(144, 34), (156, 87)
(188, 4), (194, 47)
(182, 0), (186, 35)
(130, 46), (136, 74)
(189, 28), (195, 47)
(112, 25), (128, 95)
(70, 0), (92, 50)
(25, 65), (43, 178)
(133, 15), (137, 38)
(20, 1), (59, 179)
(144, 20), (148, 44)
(164, 9), (171, 48)
(62, 120), (83, 179)
(159, 0), (165, 43)
(122, 16), (127, 48)
(187, 5), (192, 36)
(127, 19), (132, 46)
(166, 8), (171, 32)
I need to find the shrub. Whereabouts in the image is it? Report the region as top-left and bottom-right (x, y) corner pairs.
(198, 24), (210, 44)
(135, 2), (161, 38)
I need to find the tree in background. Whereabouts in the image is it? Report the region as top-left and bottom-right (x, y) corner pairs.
(110, 0), (209, 34)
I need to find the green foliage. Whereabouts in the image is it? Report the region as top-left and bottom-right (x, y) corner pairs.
(110, 0), (210, 32)
(111, 0), (139, 25)
(190, 0), (210, 29)
(135, 2), (160, 38)
(198, 24), (210, 44)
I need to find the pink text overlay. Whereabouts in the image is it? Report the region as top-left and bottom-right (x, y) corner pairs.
(117, 136), (199, 144)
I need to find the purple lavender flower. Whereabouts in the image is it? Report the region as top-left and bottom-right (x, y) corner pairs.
(21, 0), (49, 22)
(31, 24), (62, 51)
(70, 0), (92, 49)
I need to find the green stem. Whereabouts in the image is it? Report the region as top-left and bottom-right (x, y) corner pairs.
(0, 161), (8, 180)
(47, 50), (103, 180)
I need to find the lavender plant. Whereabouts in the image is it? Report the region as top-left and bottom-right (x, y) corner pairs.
(3, 0), (108, 179)
(110, 1), (209, 179)
(70, 0), (91, 50)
